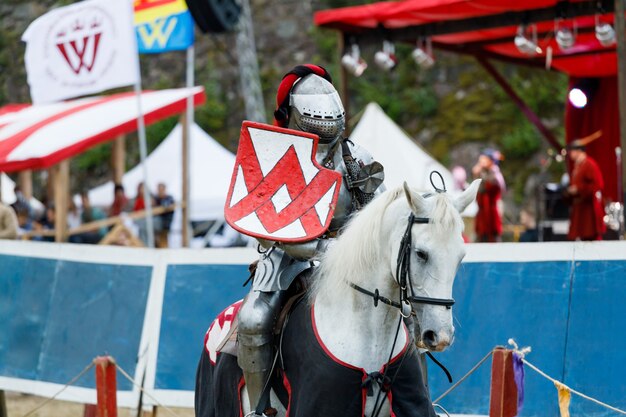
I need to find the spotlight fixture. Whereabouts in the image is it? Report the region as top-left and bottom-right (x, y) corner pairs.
(514, 24), (542, 55)
(412, 38), (435, 69)
(374, 41), (397, 71)
(341, 44), (367, 77)
(568, 78), (599, 109)
(595, 14), (615, 46)
(568, 88), (587, 108)
(555, 19), (576, 51)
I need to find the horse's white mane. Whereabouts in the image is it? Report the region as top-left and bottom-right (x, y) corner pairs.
(310, 185), (464, 306)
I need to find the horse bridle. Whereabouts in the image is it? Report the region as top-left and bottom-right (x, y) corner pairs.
(347, 171), (456, 314)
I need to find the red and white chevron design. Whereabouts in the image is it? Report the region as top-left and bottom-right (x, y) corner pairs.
(224, 122), (342, 243)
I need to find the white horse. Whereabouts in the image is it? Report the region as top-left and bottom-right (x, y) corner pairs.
(195, 179), (480, 417)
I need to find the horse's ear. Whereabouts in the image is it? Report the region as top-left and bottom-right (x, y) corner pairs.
(454, 179), (481, 213)
(403, 181), (426, 213)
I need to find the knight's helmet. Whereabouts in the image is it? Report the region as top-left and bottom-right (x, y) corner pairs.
(273, 64), (345, 144)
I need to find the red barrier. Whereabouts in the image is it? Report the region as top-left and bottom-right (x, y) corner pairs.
(489, 348), (518, 417)
(94, 356), (117, 417)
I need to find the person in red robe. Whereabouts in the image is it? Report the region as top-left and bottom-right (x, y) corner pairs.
(472, 149), (506, 242)
(565, 140), (606, 241)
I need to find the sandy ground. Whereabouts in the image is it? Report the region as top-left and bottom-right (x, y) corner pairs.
(4, 392), (195, 417)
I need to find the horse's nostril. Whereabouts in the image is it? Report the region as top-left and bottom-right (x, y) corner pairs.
(422, 330), (437, 347)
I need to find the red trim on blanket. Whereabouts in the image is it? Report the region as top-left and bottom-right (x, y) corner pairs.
(310, 304), (364, 372)
(238, 376), (246, 417)
(282, 370), (293, 417)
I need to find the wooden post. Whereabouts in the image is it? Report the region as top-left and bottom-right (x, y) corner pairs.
(53, 160), (70, 243)
(489, 348), (518, 417)
(180, 112), (190, 247)
(18, 170), (33, 200)
(111, 135), (126, 185)
(615, 0), (626, 200)
(46, 168), (55, 204)
(94, 356), (117, 417)
(0, 390), (7, 417)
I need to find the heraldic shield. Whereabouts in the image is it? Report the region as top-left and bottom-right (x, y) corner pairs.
(224, 121), (342, 243)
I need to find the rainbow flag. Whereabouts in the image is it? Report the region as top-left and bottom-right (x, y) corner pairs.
(134, 0), (194, 54)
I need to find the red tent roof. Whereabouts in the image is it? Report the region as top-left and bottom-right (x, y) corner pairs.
(314, 0), (618, 77)
(0, 87), (205, 172)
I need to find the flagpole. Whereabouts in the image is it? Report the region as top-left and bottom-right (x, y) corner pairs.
(182, 44), (194, 248)
(134, 79), (155, 248)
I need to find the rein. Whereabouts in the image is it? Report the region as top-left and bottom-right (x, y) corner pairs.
(347, 211), (456, 313)
(347, 171), (455, 312)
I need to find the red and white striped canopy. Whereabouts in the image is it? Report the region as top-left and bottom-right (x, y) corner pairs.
(0, 87), (206, 172)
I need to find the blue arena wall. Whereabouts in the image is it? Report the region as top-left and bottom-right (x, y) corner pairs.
(1, 240), (625, 416)
(155, 263), (249, 391)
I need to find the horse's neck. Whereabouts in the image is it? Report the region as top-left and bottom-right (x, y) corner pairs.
(313, 274), (407, 372)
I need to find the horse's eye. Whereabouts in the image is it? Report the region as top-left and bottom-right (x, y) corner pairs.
(416, 249), (429, 262)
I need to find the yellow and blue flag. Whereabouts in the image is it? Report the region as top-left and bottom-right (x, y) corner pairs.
(134, 0), (194, 54)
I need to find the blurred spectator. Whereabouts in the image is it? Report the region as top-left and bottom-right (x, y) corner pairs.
(519, 208), (538, 242)
(15, 206), (33, 237)
(472, 148), (506, 242)
(34, 204), (56, 242)
(10, 185), (32, 219)
(70, 191), (107, 244)
(452, 165), (468, 191)
(67, 198), (81, 230)
(154, 182), (174, 248)
(564, 138), (605, 241)
(133, 182), (153, 245)
(110, 184), (128, 217)
(0, 201), (18, 239)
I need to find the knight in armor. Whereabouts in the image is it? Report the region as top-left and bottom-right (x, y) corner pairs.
(236, 64), (385, 415)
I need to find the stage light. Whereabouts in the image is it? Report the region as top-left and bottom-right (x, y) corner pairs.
(374, 41), (397, 71)
(412, 38), (435, 69)
(341, 44), (367, 77)
(554, 19), (576, 51)
(568, 78), (599, 109)
(568, 88), (587, 108)
(595, 15), (615, 46)
(514, 24), (542, 55)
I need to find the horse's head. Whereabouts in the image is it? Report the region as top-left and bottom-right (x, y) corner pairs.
(312, 178), (480, 354)
(393, 180), (480, 351)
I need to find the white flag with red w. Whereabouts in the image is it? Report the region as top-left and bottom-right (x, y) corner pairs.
(22, 0), (139, 104)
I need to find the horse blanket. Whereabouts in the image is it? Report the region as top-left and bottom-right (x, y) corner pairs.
(195, 299), (437, 417)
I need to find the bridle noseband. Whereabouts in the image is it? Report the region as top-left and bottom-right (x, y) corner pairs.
(348, 171), (456, 314)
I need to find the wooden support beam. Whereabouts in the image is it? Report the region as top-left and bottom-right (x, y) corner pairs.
(111, 135), (126, 185)
(616, 0), (626, 200)
(477, 56), (563, 151)
(46, 168), (55, 203)
(18, 170), (33, 200)
(53, 160), (70, 243)
(180, 112), (190, 247)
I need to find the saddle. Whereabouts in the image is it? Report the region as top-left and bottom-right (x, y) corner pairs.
(212, 266), (311, 359)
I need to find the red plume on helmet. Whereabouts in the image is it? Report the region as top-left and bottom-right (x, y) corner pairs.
(273, 64), (333, 127)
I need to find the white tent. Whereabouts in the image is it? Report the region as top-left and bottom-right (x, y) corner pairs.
(1, 173), (44, 213)
(89, 123), (234, 221)
(350, 103), (476, 216)
(350, 103), (455, 191)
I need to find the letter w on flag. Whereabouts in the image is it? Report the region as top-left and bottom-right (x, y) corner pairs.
(134, 0), (194, 54)
(225, 122), (342, 243)
(22, 0), (139, 104)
